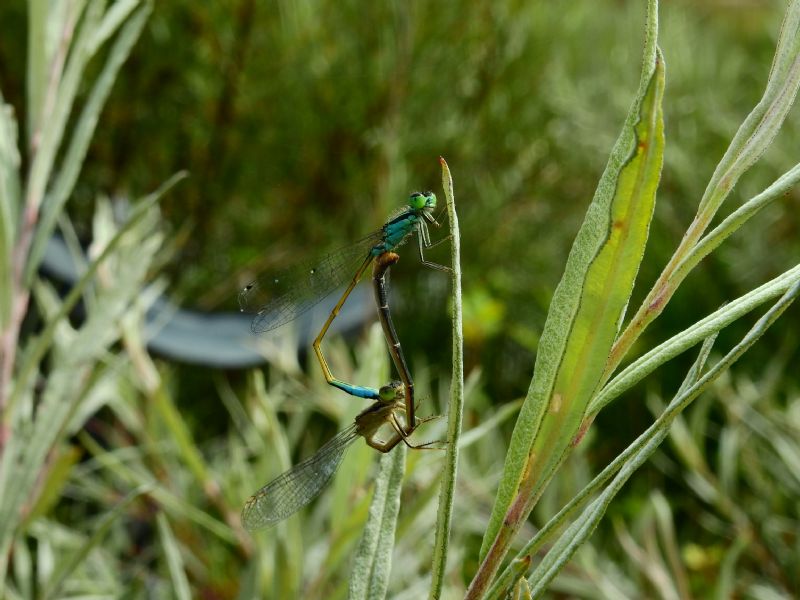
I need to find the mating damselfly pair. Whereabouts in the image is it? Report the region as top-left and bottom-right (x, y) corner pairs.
(240, 191), (450, 529)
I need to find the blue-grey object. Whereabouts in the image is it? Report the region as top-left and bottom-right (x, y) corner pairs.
(40, 235), (371, 368)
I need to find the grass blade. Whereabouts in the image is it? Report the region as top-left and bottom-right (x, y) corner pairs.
(157, 512), (192, 600)
(39, 484), (153, 600)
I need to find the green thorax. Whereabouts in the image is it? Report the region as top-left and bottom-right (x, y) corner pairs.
(370, 191), (437, 256)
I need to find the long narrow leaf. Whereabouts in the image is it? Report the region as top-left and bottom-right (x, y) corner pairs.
(39, 484), (153, 600)
(607, 0), (800, 376)
(672, 161), (800, 287)
(7, 172), (185, 417)
(157, 512), (192, 600)
(527, 280), (800, 596)
(89, 0), (143, 52)
(348, 445), (406, 600)
(0, 99), (21, 326)
(485, 333), (718, 600)
(27, 2), (152, 283)
(25, 0), (48, 138)
(588, 263), (800, 416)
(698, 0), (800, 217)
(429, 156), (464, 599)
(477, 0), (663, 582)
(24, 0), (99, 217)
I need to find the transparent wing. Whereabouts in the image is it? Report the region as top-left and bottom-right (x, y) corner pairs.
(238, 231), (383, 334)
(241, 425), (360, 530)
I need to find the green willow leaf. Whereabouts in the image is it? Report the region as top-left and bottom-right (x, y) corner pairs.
(348, 444), (406, 600)
(0, 98), (20, 327)
(26, 1), (152, 284)
(698, 0), (800, 218)
(429, 156), (464, 600)
(479, 3), (664, 563)
(527, 280), (800, 597)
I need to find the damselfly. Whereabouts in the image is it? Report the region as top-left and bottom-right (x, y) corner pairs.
(240, 192), (449, 400)
(241, 381), (438, 530)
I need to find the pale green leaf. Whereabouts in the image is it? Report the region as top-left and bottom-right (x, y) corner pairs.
(348, 445), (406, 600)
(698, 0), (800, 218)
(511, 577), (532, 600)
(157, 512), (192, 600)
(589, 263), (800, 416)
(485, 334), (718, 600)
(24, 0), (99, 219)
(0, 100), (20, 327)
(8, 172), (184, 417)
(429, 156), (464, 599)
(39, 484), (153, 600)
(526, 281), (800, 597)
(480, 1), (664, 560)
(27, 2), (152, 282)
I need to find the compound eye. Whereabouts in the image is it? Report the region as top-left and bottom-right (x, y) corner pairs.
(408, 191), (426, 209)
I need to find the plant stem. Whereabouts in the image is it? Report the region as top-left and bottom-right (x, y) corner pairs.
(428, 157), (464, 599)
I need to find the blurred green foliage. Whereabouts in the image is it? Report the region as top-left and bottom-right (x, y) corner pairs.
(3, 1), (798, 399)
(2, 0), (800, 597)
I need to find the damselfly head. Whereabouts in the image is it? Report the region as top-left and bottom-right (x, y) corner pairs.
(408, 190), (437, 212)
(377, 380), (404, 403)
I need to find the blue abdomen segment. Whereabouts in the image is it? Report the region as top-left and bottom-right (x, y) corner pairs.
(331, 380), (381, 400)
(370, 211), (419, 256)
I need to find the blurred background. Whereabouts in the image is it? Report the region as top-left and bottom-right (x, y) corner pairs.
(2, 0), (799, 597)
